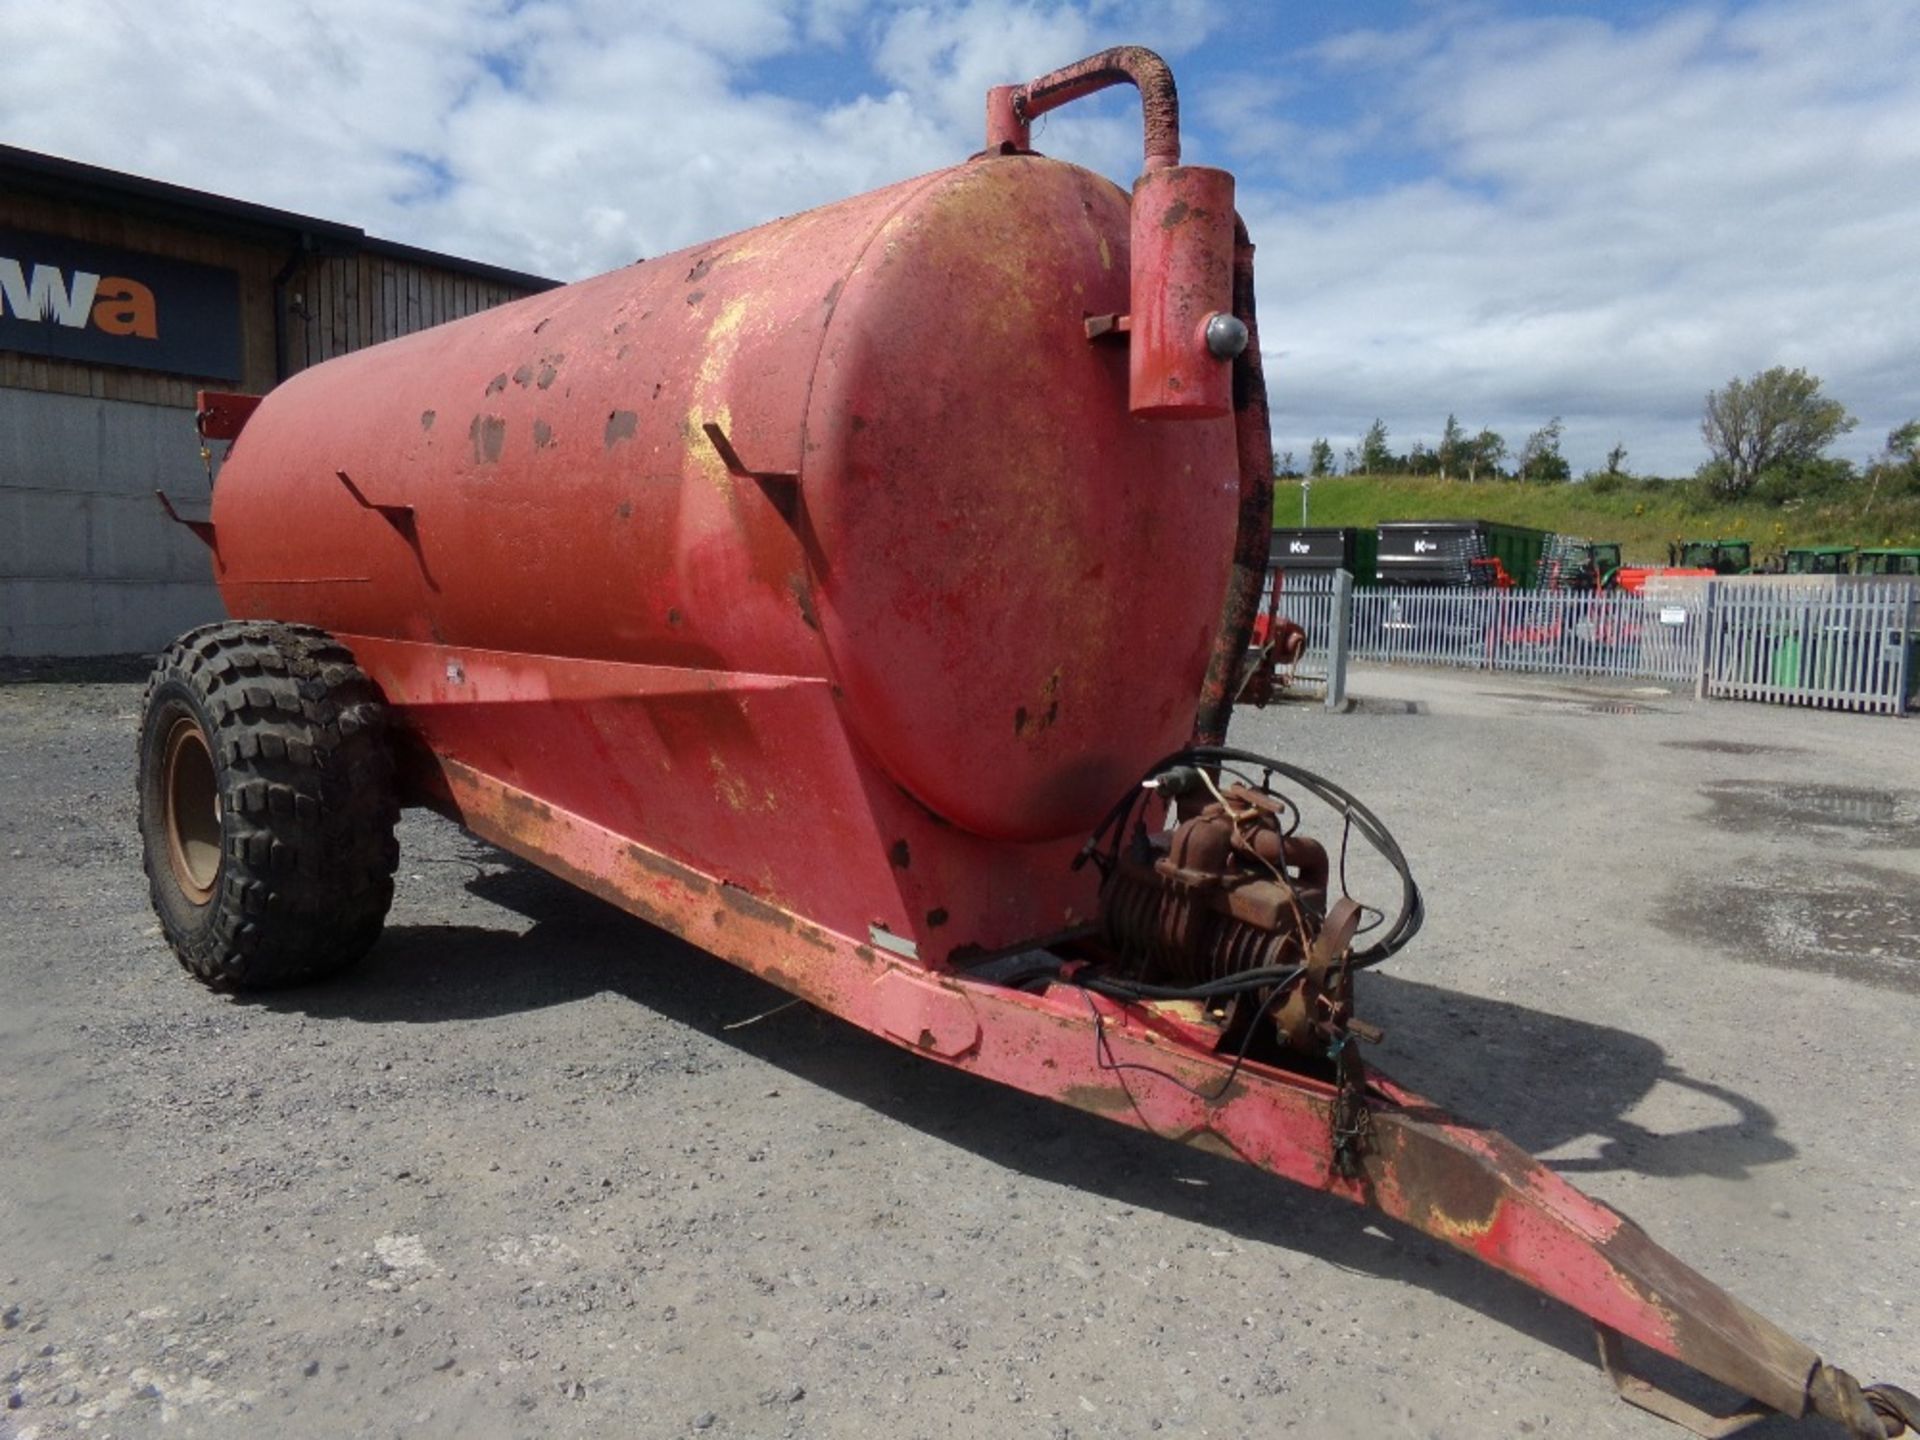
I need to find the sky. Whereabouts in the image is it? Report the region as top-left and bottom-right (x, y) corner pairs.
(3, 0), (1915, 477)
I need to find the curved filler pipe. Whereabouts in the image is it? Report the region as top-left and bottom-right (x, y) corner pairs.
(983, 47), (1270, 749)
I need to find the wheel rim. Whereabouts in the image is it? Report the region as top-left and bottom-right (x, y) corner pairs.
(162, 715), (222, 904)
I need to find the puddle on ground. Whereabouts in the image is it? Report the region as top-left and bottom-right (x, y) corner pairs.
(1349, 697), (1426, 715)
(1663, 739), (1806, 757)
(1697, 782), (1920, 847)
(1485, 691), (1655, 716)
(1659, 864), (1920, 994)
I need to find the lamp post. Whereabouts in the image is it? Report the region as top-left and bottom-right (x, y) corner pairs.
(1301, 479), (1311, 527)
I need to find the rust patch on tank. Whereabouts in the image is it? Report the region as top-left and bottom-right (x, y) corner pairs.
(1013, 670), (1062, 737)
(501, 789), (555, 823)
(1373, 1123), (1506, 1242)
(720, 881), (796, 933)
(1063, 1083), (1135, 1116)
(420, 409), (436, 430)
(799, 927), (836, 953)
(622, 842), (712, 896)
(686, 289), (706, 306)
(470, 414), (507, 464)
(926, 908), (948, 928)
(615, 500), (632, 520)
(604, 410), (638, 448)
(485, 373), (508, 395)
(686, 255), (715, 282)
(532, 419), (554, 449)
(888, 839), (911, 870)
(536, 359), (560, 389)
(787, 573), (818, 630)
(1160, 198), (1190, 229)
(512, 363), (535, 388)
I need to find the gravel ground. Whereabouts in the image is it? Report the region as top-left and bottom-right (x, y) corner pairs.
(1, 662), (1914, 1440)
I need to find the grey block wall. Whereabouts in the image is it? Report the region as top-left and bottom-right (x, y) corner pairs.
(1, 388), (226, 656)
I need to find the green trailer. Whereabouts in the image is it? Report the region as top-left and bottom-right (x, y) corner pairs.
(1670, 538), (1752, 575)
(1783, 546), (1857, 575)
(1375, 520), (1550, 588)
(1267, 526), (1380, 584)
(1857, 547), (1920, 578)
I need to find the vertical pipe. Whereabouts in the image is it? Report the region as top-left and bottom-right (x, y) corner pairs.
(1899, 588), (1917, 713)
(1191, 217), (1274, 749)
(1325, 568), (1352, 711)
(1695, 580), (1718, 701)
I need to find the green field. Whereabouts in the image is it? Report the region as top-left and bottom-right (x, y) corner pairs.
(1282, 476), (1920, 564)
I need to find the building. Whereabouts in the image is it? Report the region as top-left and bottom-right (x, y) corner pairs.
(1, 145), (557, 656)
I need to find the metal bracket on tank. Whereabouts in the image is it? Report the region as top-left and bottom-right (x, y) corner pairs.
(154, 491), (216, 548)
(335, 470), (438, 590)
(335, 470), (416, 531)
(701, 423), (801, 525)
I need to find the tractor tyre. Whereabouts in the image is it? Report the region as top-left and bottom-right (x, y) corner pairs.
(137, 621), (400, 989)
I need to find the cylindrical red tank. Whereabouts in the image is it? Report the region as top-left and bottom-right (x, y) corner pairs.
(213, 153), (1240, 846)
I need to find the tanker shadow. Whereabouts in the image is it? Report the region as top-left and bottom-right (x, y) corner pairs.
(261, 854), (1797, 1402)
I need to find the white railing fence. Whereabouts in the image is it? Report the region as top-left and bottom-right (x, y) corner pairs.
(1701, 582), (1917, 716)
(1260, 571), (1917, 716)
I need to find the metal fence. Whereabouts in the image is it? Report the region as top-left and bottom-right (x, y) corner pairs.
(1262, 570), (1917, 715)
(1702, 582), (1917, 715)
(1353, 586), (1706, 682)
(1258, 570), (1337, 686)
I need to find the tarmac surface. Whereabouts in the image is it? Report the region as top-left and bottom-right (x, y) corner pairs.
(1, 661), (1915, 1439)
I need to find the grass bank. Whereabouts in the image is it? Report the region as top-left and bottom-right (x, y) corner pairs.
(1281, 476), (1920, 564)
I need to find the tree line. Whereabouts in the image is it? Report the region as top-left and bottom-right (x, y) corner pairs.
(1280, 366), (1920, 509)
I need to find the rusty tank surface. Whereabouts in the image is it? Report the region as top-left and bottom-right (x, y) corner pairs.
(139, 47), (1914, 1439)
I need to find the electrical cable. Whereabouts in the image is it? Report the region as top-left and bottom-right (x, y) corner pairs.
(1076, 970), (1302, 1105)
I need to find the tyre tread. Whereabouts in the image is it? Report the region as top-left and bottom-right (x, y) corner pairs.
(139, 621), (399, 988)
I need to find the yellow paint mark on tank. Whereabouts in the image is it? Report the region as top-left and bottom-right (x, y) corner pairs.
(684, 402), (735, 499)
(1098, 235), (1112, 271)
(682, 296), (758, 500)
(697, 297), (751, 391)
(710, 755), (777, 814)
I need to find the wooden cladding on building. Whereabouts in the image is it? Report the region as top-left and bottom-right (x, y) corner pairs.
(284, 251), (526, 370)
(0, 184), (545, 404)
(0, 189), (278, 404)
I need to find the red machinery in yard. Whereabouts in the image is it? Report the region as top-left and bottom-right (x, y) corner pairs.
(143, 49), (1911, 1438)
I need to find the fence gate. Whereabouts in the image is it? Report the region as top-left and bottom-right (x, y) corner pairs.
(1702, 582), (1918, 716)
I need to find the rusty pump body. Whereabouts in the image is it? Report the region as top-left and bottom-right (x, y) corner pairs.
(142, 47), (1911, 1439)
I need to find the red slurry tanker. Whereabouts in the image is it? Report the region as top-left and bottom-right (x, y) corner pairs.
(140, 48), (1912, 1437)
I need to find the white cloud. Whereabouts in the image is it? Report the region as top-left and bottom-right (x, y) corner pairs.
(1256, 0), (1920, 474)
(2, 0), (1914, 476)
(1, 0), (1207, 278)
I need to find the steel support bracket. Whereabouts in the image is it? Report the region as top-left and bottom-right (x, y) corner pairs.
(1596, 1324), (1776, 1438)
(335, 470), (416, 531)
(194, 390), (263, 441)
(702, 423), (801, 525)
(154, 491), (216, 548)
